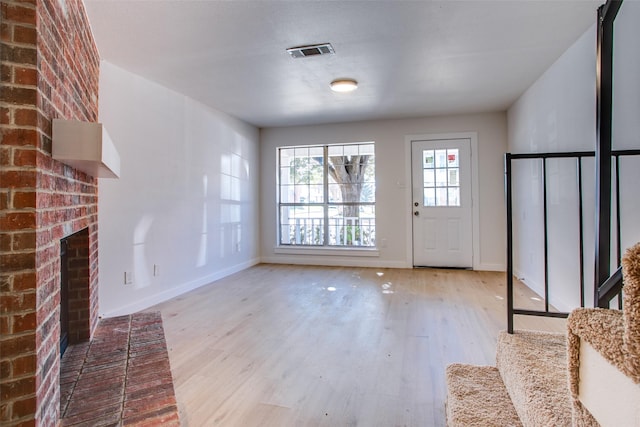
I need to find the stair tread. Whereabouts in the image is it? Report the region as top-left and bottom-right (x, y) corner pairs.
(496, 330), (571, 427)
(446, 364), (523, 427)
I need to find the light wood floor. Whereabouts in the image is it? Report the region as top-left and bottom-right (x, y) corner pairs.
(146, 264), (566, 427)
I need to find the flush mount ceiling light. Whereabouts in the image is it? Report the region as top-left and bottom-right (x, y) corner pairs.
(330, 79), (358, 93)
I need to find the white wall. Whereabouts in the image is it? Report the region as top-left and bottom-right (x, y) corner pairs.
(260, 113), (507, 270)
(612, 1), (640, 255)
(507, 1), (640, 312)
(507, 24), (597, 311)
(98, 61), (260, 317)
(613, 1), (640, 152)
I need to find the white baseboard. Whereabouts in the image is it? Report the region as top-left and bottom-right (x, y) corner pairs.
(100, 258), (260, 318)
(475, 262), (506, 272)
(261, 255), (411, 269)
(513, 267), (545, 298)
(511, 267), (575, 313)
(263, 255), (503, 271)
(549, 295), (576, 314)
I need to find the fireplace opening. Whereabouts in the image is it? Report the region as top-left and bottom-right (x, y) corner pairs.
(59, 228), (91, 358)
(60, 237), (70, 356)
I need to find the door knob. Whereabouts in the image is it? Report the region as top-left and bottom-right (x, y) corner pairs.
(414, 211), (419, 216)
(414, 202), (419, 207)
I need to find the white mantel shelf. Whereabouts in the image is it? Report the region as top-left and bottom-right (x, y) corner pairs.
(52, 119), (120, 179)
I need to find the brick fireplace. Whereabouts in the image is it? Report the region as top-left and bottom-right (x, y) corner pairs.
(1, 0), (101, 425)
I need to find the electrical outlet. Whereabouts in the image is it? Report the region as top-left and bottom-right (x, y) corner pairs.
(153, 264), (160, 276)
(124, 271), (133, 284)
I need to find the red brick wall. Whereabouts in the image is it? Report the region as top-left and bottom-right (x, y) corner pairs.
(0, 0), (100, 425)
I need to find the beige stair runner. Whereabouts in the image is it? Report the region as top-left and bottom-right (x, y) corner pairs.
(447, 330), (571, 427)
(446, 242), (640, 427)
(446, 364), (522, 427)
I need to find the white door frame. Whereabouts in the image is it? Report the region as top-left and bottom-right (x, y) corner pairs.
(404, 132), (480, 270)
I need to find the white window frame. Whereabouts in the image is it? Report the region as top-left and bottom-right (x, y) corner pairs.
(276, 142), (376, 250)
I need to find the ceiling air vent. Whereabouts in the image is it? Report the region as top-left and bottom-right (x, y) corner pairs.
(287, 43), (335, 58)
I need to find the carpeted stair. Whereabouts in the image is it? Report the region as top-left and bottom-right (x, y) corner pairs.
(496, 330), (572, 426)
(446, 330), (571, 427)
(446, 242), (640, 427)
(446, 364), (522, 427)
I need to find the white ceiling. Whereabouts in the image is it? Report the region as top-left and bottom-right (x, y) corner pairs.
(84, 0), (600, 128)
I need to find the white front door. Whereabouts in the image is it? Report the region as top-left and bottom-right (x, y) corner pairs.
(411, 139), (473, 267)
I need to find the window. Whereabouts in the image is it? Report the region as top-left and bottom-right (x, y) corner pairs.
(278, 143), (375, 247)
(422, 148), (460, 207)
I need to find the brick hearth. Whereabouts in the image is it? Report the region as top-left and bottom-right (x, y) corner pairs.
(59, 312), (180, 426)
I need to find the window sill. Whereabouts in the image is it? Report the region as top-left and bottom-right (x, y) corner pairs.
(274, 246), (379, 257)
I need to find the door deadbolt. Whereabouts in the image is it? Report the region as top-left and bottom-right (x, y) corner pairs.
(414, 202), (419, 207)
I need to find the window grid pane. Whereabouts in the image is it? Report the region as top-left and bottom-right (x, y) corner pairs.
(421, 148), (461, 207)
